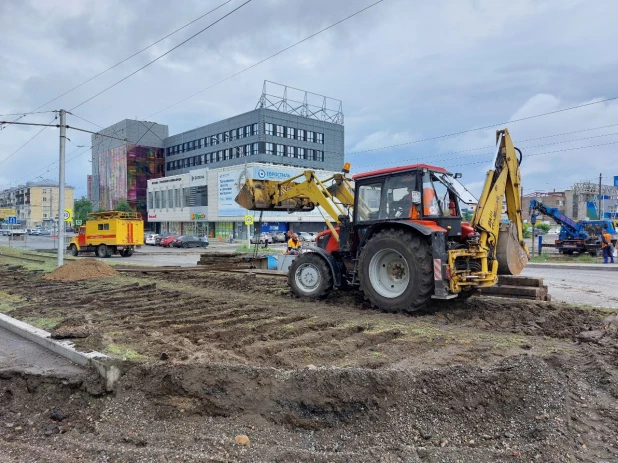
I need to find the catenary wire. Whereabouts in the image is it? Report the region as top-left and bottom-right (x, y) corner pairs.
(0, 116), (58, 167)
(70, 0), (253, 111)
(0, 2), (231, 134)
(146, 0), (386, 118)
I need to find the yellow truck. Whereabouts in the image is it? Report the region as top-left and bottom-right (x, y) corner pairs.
(68, 211), (144, 258)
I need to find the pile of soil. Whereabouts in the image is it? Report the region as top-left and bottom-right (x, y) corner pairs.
(42, 258), (117, 281)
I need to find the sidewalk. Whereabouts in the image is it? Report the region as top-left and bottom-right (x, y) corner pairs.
(526, 262), (618, 271)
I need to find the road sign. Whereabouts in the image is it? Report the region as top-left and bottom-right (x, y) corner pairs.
(7, 216), (17, 225)
(244, 215), (254, 225)
(63, 208), (73, 222)
(0, 208), (16, 219)
(75, 220), (82, 226)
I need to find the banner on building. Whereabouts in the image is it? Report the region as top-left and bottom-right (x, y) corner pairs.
(0, 208), (17, 219)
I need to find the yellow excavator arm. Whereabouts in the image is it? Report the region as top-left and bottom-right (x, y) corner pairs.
(235, 170), (357, 242)
(447, 128), (529, 293)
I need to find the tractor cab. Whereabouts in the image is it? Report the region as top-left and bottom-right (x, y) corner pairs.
(352, 164), (477, 240)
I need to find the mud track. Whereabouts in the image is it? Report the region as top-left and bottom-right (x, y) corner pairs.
(1, 264), (618, 461)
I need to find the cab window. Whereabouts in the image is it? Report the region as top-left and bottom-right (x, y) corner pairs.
(421, 172), (459, 217)
(382, 174), (420, 220)
(356, 182), (382, 221)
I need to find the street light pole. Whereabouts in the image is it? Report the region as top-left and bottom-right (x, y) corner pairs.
(57, 109), (66, 267)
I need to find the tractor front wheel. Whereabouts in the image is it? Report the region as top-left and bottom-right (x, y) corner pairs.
(288, 253), (333, 299)
(358, 228), (433, 313)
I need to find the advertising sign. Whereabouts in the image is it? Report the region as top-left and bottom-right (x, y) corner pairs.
(218, 166), (330, 218)
(0, 208), (17, 219)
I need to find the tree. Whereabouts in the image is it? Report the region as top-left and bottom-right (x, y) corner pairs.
(74, 196), (93, 223)
(115, 200), (133, 212)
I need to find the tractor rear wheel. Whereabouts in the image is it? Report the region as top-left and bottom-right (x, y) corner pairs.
(69, 244), (79, 257)
(97, 244), (107, 258)
(288, 253), (333, 299)
(358, 228), (433, 313)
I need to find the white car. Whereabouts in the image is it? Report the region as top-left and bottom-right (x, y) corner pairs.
(297, 232), (315, 242)
(145, 233), (158, 245)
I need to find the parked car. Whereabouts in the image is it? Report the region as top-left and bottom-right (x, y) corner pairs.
(250, 232), (273, 244)
(297, 232), (315, 242)
(272, 232), (287, 243)
(155, 233), (172, 246)
(39, 229), (51, 236)
(145, 233), (158, 245)
(173, 235), (206, 248)
(159, 234), (178, 247)
(31, 228), (42, 235)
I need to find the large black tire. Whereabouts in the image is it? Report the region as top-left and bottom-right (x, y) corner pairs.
(182, 242), (188, 248)
(120, 248), (129, 257)
(97, 244), (108, 258)
(358, 228), (433, 313)
(69, 244), (79, 257)
(127, 248), (133, 257)
(288, 253), (333, 299)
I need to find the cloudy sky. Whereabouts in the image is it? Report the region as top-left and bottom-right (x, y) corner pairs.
(1, 0), (617, 198)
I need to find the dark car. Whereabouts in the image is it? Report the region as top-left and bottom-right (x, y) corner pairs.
(173, 235), (206, 248)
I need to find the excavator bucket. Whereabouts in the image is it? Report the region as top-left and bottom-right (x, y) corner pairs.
(235, 180), (315, 212)
(496, 222), (529, 275)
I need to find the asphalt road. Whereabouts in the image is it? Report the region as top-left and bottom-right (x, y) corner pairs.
(522, 266), (618, 309)
(0, 326), (85, 378)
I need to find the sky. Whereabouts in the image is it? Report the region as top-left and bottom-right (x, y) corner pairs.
(1, 0), (617, 199)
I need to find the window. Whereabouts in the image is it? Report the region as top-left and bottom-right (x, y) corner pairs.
(42, 197), (47, 202)
(167, 162), (172, 170)
(245, 126), (251, 138)
(148, 192), (153, 209)
(183, 143), (188, 152)
(183, 188), (191, 208)
(43, 213), (47, 218)
(252, 143), (259, 155)
(166, 148), (171, 156)
(224, 132), (230, 142)
(318, 150), (324, 162)
(224, 149), (230, 160)
(307, 149), (315, 160)
(167, 190), (173, 209)
(265, 123), (274, 135)
(297, 147), (305, 159)
(231, 129), (237, 140)
(215, 134), (221, 145)
(216, 150), (222, 162)
(205, 137), (210, 147)
(211, 152), (216, 163)
(245, 144), (251, 156)
(196, 139), (202, 149)
(175, 189), (181, 208)
(276, 144), (284, 156)
(286, 146), (295, 158)
(43, 189), (47, 194)
(188, 157), (194, 167)
(189, 141), (194, 150)
(97, 223), (110, 231)
(252, 123), (258, 135)
(356, 183), (382, 222)
(162, 190), (167, 208)
(307, 131), (315, 143)
(287, 127), (295, 139)
(266, 143), (274, 155)
(235, 147), (242, 158)
(238, 127), (244, 139)
(317, 133), (324, 144)
(276, 125), (284, 137)
(297, 129), (305, 141)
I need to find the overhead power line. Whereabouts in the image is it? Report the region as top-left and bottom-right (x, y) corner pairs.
(0, 2), (231, 134)
(0, 116), (58, 168)
(347, 96), (618, 156)
(147, 0), (386, 118)
(70, 0), (253, 111)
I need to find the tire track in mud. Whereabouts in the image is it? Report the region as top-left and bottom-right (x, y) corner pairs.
(0, 265), (612, 370)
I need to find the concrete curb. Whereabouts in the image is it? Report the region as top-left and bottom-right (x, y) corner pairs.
(526, 263), (618, 271)
(0, 313), (121, 391)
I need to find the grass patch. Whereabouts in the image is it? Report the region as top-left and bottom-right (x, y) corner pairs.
(23, 317), (63, 330)
(235, 245), (282, 255)
(529, 252), (603, 264)
(105, 344), (143, 360)
(0, 290), (26, 313)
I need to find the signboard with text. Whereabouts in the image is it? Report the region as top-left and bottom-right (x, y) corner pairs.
(0, 208), (17, 220)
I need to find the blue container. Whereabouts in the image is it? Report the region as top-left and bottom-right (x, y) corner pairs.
(267, 255), (279, 270)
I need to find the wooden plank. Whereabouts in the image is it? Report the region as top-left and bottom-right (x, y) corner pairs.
(480, 285), (543, 298)
(497, 275), (544, 288)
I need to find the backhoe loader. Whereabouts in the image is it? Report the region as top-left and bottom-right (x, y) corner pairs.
(235, 128), (529, 313)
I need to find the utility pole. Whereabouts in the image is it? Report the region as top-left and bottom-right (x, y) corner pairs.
(57, 109), (66, 267)
(598, 173), (603, 220)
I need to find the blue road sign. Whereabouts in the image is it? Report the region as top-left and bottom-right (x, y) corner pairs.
(7, 216), (17, 225)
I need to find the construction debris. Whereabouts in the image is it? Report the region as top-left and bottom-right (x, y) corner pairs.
(478, 275), (551, 301)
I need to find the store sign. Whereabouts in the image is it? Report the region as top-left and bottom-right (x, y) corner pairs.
(148, 214), (157, 219)
(0, 208), (17, 219)
(191, 213), (206, 220)
(253, 167), (294, 181)
(151, 177), (181, 185)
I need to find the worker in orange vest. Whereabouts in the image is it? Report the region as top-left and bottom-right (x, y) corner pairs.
(601, 223), (614, 264)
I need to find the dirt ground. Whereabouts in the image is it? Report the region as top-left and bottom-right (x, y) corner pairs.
(1, 261), (618, 462)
